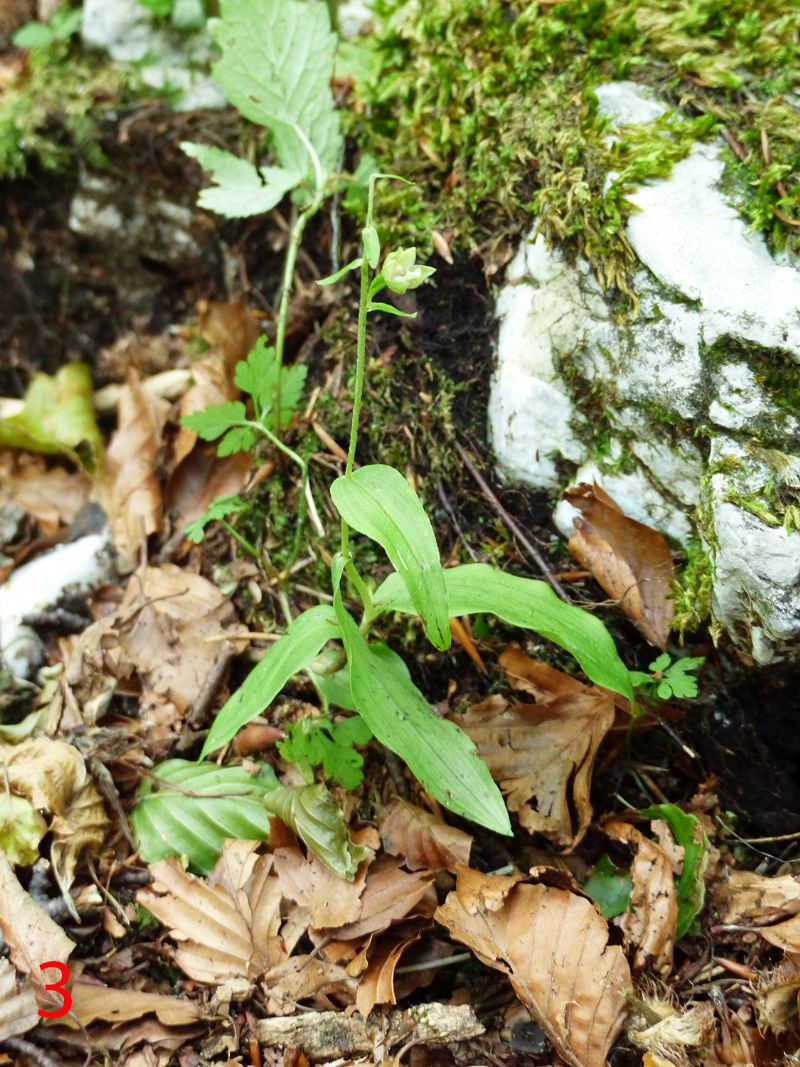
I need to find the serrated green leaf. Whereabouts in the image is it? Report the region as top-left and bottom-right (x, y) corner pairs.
(181, 400), (246, 441)
(0, 794), (47, 866)
(278, 714), (371, 789)
(233, 338), (307, 428)
(583, 854), (632, 918)
(181, 142), (302, 218)
(201, 605), (341, 758)
(374, 564), (634, 703)
(331, 465), (450, 651)
(334, 592), (511, 836)
(649, 653), (672, 673)
(184, 494), (248, 543)
(210, 0), (342, 180)
(640, 803), (709, 938)
(0, 364), (103, 473)
(129, 759), (278, 874)
(217, 426), (257, 456)
(263, 782), (372, 879)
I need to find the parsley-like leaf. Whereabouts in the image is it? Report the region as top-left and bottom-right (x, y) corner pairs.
(234, 338), (308, 428)
(181, 143), (302, 219)
(181, 400), (246, 441)
(217, 426), (257, 456)
(184, 494), (249, 543)
(278, 715), (372, 790)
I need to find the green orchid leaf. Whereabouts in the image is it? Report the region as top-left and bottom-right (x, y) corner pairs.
(331, 464), (450, 651)
(129, 759), (278, 874)
(310, 641), (409, 712)
(210, 0), (342, 179)
(641, 803), (709, 938)
(0, 794), (47, 866)
(374, 564), (634, 702)
(334, 591), (511, 836)
(0, 364), (103, 473)
(583, 854), (632, 918)
(181, 142), (302, 218)
(366, 301), (417, 318)
(200, 606), (341, 758)
(263, 782), (372, 879)
(318, 258), (363, 285)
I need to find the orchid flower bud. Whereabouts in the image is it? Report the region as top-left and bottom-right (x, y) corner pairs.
(381, 247), (436, 293)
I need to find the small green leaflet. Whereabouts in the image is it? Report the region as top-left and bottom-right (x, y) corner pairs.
(129, 759), (278, 874)
(278, 715), (372, 790)
(263, 782), (372, 880)
(201, 605), (341, 758)
(373, 564), (634, 703)
(184, 495), (248, 544)
(583, 854), (632, 918)
(234, 338), (308, 429)
(333, 583), (511, 836)
(641, 803), (709, 938)
(210, 0), (342, 179)
(182, 400), (246, 442)
(331, 464), (451, 651)
(630, 653), (704, 700)
(181, 143), (302, 219)
(0, 794), (47, 867)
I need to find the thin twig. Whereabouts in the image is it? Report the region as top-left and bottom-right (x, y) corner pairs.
(453, 439), (569, 601)
(187, 643), (236, 730)
(437, 481), (479, 562)
(1, 1038), (65, 1067)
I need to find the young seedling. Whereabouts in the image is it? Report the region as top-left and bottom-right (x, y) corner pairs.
(630, 652), (704, 701)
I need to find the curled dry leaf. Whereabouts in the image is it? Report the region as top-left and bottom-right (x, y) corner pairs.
(499, 642), (588, 700)
(436, 871), (631, 1067)
(51, 779), (110, 897)
(69, 980), (203, 1027)
(563, 482), (675, 648)
(379, 798), (473, 872)
(0, 736), (86, 815)
(66, 563), (247, 715)
(92, 373), (169, 571)
(715, 870), (800, 954)
(261, 956), (353, 1015)
(756, 954), (800, 1037)
(0, 958), (38, 1042)
(0, 450), (90, 535)
(0, 852), (74, 1009)
(333, 856), (436, 941)
(605, 820), (677, 974)
(453, 864), (523, 914)
(453, 691), (614, 848)
(137, 841), (287, 985)
(355, 929), (422, 1017)
(273, 843), (368, 929)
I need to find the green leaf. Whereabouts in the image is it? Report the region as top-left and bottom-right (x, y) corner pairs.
(0, 364), (103, 473)
(640, 803), (709, 938)
(374, 564), (634, 703)
(210, 0), (342, 179)
(51, 7), (82, 40)
(12, 22), (55, 48)
(334, 593), (511, 836)
(129, 759), (278, 874)
(318, 258), (363, 286)
(583, 854), (632, 918)
(181, 400), (246, 441)
(0, 794), (47, 866)
(181, 142), (302, 218)
(366, 301), (417, 318)
(233, 338), (307, 428)
(362, 226), (380, 268)
(263, 782), (372, 879)
(217, 426), (257, 456)
(200, 605), (341, 758)
(278, 715), (372, 789)
(649, 653), (672, 673)
(331, 464), (450, 651)
(184, 494), (248, 544)
(310, 642), (408, 712)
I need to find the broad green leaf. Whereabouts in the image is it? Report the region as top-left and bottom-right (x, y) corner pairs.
(129, 759), (277, 874)
(12, 23), (54, 48)
(334, 594), (511, 836)
(310, 641), (409, 712)
(233, 338), (307, 428)
(0, 364), (103, 472)
(210, 0), (342, 179)
(331, 465), (450, 651)
(181, 142), (301, 218)
(181, 400), (245, 441)
(263, 782), (372, 879)
(641, 803), (708, 938)
(0, 794), (47, 866)
(200, 605), (341, 758)
(374, 564), (634, 703)
(583, 854), (632, 918)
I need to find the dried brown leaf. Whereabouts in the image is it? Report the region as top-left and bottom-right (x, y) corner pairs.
(165, 445), (253, 531)
(0, 451), (89, 535)
(355, 929), (422, 1017)
(0, 852), (74, 1009)
(262, 956), (353, 1014)
(756, 954), (800, 1036)
(436, 872), (631, 1067)
(379, 798), (472, 873)
(499, 643), (588, 700)
(273, 844), (368, 929)
(0, 958), (38, 1042)
(0, 737), (86, 815)
(453, 865), (523, 914)
(93, 374), (169, 571)
(51, 779), (110, 896)
(333, 857), (436, 941)
(70, 981), (203, 1027)
(715, 871), (800, 926)
(454, 691), (614, 848)
(605, 820), (677, 974)
(563, 482), (675, 647)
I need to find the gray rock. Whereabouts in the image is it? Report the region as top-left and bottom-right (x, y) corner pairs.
(489, 81), (800, 662)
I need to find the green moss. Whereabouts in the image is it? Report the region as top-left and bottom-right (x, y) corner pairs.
(351, 0), (799, 289)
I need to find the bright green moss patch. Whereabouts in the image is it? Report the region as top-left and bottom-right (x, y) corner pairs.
(353, 0), (799, 288)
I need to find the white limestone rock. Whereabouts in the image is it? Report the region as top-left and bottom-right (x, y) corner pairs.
(489, 79), (800, 660)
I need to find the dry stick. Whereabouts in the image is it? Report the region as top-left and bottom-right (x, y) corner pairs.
(187, 642), (236, 730)
(437, 481), (479, 562)
(1, 1038), (65, 1067)
(453, 439), (569, 601)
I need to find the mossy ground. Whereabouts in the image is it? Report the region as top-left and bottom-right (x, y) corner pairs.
(351, 0), (799, 293)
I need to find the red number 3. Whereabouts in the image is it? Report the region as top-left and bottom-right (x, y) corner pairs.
(38, 961), (72, 1018)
